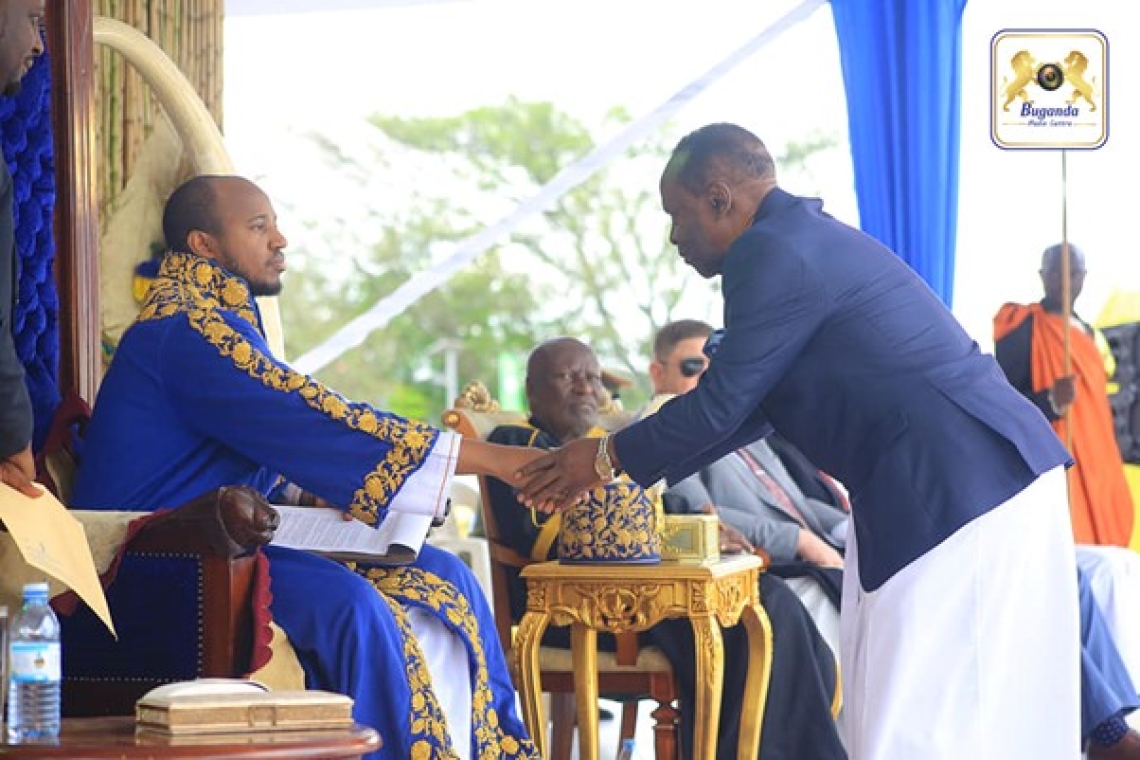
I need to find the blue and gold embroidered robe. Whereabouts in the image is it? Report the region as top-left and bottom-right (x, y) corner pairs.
(72, 252), (537, 760)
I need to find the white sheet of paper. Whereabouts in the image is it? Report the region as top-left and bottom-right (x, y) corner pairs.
(269, 506), (431, 566)
(0, 483), (116, 637)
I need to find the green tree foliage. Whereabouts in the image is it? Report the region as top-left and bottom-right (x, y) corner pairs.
(361, 100), (714, 404)
(278, 195), (551, 415)
(280, 99), (840, 421)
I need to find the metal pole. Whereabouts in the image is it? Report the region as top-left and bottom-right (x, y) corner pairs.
(1060, 150), (1073, 450)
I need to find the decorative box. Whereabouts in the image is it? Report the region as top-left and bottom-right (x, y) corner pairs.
(136, 688), (354, 735)
(660, 515), (721, 562)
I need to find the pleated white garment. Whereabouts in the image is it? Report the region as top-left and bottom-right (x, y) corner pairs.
(841, 466), (1081, 760)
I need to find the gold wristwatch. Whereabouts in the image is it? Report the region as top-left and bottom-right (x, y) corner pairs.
(594, 433), (617, 481)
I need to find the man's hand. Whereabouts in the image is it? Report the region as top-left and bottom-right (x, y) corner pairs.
(711, 509), (754, 555)
(516, 437), (604, 513)
(486, 446), (548, 490)
(218, 486), (280, 548)
(796, 529), (844, 568)
(1, 445), (40, 498)
(1049, 375), (1077, 416)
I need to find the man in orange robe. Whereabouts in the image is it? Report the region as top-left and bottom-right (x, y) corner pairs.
(994, 243), (1134, 546)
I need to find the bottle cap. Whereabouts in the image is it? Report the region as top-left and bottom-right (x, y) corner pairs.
(23, 581), (50, 598)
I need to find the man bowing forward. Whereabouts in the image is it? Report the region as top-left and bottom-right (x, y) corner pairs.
(518, 123), (1081, 760)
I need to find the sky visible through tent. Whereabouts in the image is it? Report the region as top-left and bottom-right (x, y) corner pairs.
(224, 0), (1138, 360)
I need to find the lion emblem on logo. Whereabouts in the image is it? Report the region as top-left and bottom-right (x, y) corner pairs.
(1062, 50), (1097, 111)
(1002, 50), (1037, 111)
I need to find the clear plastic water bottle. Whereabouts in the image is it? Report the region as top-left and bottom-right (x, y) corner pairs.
(6, 582), (61, 742)
(0, 604), (8, 729)
(616, 737), (636, 760)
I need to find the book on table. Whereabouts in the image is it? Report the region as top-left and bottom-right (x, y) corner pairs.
(135, 678), (355, 735)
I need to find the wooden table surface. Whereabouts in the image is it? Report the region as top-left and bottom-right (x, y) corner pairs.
(0, 717), (381, 760)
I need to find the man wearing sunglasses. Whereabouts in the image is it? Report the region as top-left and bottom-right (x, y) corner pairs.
(645, 332), (707, 394)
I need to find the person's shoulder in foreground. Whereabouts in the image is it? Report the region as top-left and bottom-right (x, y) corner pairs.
(0, 0), (46, 497)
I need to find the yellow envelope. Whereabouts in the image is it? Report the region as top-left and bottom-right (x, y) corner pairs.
(0, 483), (116, 637)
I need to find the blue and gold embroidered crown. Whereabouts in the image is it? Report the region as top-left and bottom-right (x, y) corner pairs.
(557, 481), (661, 564)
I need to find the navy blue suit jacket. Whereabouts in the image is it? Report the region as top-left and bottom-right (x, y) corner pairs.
(616, 188), (1070, 590)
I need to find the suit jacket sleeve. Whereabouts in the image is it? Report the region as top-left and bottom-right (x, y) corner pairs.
(727, 508), (801, 563)
(994, 314), (1057, 421)
(661, 474), (711, 515)
(616, 228), (828, 486)
(0, 326), (31, 460)
(804, 496), (848, 540)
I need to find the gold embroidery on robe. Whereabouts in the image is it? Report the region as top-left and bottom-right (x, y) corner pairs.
(137, 252), (436, 517)
(358, 564), (537, 760)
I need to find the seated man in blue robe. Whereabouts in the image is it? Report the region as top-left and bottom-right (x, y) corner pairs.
(71, 174), (543, 760)
(485, 336), (847, 760)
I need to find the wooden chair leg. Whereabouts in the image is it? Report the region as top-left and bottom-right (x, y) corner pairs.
(619, 700), (639, 744)
(549, 692), (576, 760)
(650, 700), (680, 760)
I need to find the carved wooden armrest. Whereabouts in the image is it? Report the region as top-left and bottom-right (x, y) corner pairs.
(128, 485), (278, 558)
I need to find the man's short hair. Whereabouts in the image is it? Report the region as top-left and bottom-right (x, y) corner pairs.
(162, 175), (223, 253)
(654, 319), (714, 361)
(669, 123), (775, 195)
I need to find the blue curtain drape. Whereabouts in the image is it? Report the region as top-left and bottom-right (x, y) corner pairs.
(829, 0), (967, 306)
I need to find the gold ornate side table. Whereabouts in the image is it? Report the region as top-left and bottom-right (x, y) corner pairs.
(512, 555), (772, 760)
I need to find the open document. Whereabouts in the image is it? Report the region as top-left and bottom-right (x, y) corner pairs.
(269, 506), (432, 566)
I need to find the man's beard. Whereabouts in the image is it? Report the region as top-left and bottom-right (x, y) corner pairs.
(249, 280), (283, 298)
(217, 252), (283, 298)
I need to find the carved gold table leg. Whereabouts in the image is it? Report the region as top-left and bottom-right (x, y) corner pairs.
(513, 611), (550, 760)
(690, 615), (725, 760)
(516, 556), (767, 760)
(736, 601), (774, 760)
(571, 623), (600, 760)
